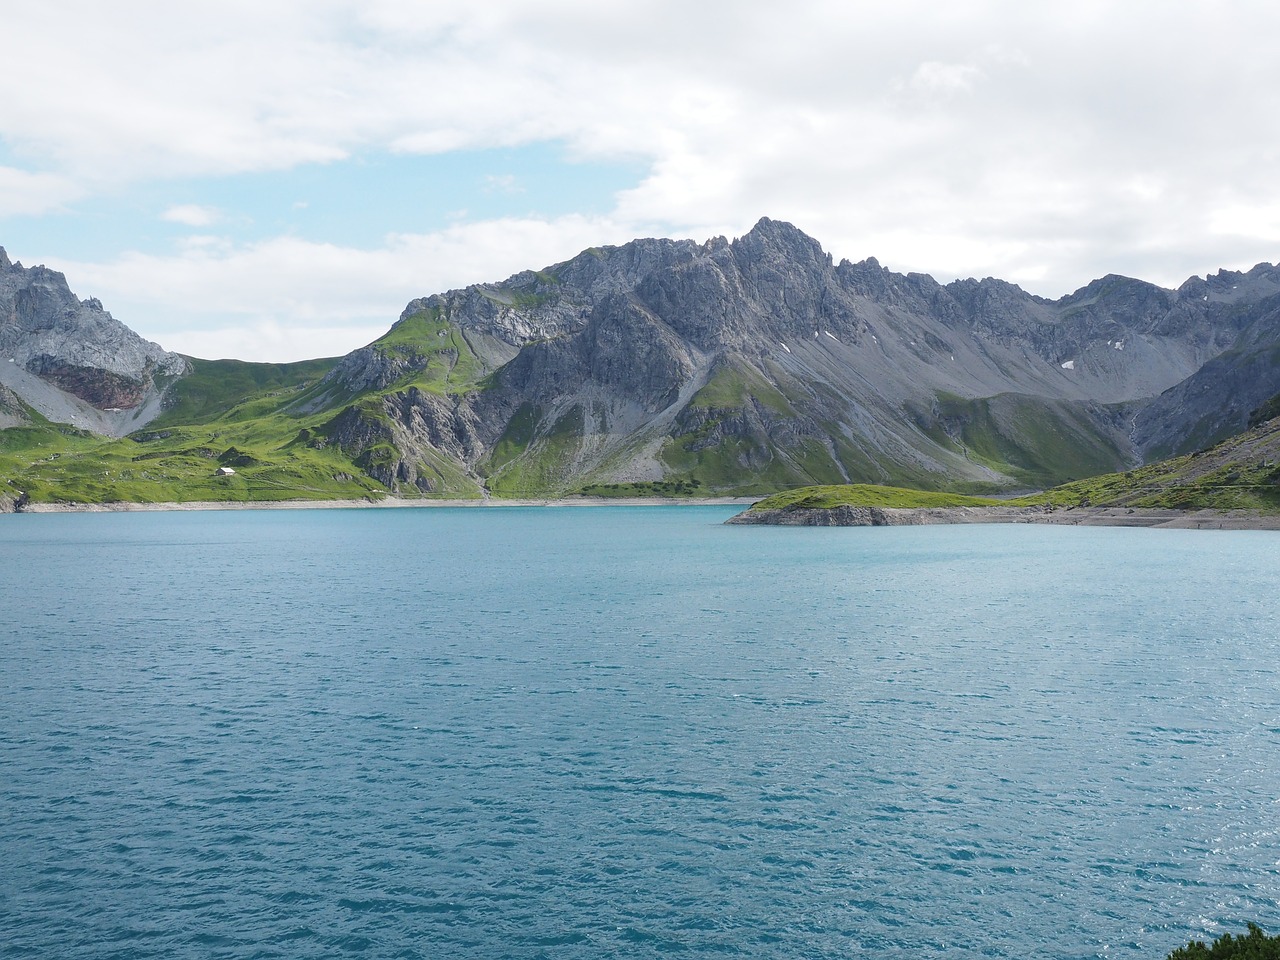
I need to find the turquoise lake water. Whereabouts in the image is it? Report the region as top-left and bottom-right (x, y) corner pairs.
(1, 505), (1278, 958)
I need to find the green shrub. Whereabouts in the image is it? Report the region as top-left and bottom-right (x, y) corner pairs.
(1168, 924), (1280, 960)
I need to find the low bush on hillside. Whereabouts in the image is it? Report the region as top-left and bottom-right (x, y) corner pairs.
(1168, 924), (1280, 960)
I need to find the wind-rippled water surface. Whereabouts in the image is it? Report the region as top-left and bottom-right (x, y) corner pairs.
(2, 506), (1278, 959)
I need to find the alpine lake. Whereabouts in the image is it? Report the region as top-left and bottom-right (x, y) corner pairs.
(2, 504), (1277, 959)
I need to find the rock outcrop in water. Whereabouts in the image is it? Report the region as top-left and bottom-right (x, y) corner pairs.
(726, 503), (1280, 529)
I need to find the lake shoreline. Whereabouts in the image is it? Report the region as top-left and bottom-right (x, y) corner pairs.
(7, 495), (758, 514)
(8, 497), (1279, 529)
(725, 503), (1280, 530)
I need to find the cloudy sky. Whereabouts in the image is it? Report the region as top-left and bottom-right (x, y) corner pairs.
(3, 1), (1279, 362)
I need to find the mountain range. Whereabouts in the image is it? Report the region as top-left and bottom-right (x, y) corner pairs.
(2, 218), (1279, 506)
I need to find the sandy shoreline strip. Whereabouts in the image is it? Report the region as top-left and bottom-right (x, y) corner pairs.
(11, 495), (759, 514)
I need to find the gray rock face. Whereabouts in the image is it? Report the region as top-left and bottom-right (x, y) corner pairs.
(0, 382), (27, 429)
(328, 218), (1280, 493)
(0, 248), (188, 433)
(1133, 289), (1280, 457)
(726, 503), (1062, 525)
(329, 345), (423, 394)
(7, 223), (1274, 494)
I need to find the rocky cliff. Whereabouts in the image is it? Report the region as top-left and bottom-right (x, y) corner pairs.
(0, 247), (188, 435)
(1130, 265), (1280, 458)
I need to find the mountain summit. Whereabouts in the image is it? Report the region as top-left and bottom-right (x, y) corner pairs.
(0, 248), (187, 435)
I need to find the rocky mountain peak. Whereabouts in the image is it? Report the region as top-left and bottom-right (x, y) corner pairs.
(732, 217), (832, 270)
(0, 247), (188, 431)
(1064, 273), (1161, 301)
(0, 247), (10, 269)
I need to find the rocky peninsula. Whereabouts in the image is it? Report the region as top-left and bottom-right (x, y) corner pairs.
(726, 502), (1280, 530)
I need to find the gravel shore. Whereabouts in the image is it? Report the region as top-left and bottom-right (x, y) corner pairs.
(9, 496), (757, 514)
(725, 503), (1280, 530)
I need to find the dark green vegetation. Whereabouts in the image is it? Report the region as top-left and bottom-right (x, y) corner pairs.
(579, 479), (704, 498)
(1249, 392), (1280, 429)
(1168, 925), (1280, 960)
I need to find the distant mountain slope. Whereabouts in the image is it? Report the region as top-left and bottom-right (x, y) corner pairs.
(3, 221), (1280, 505)
(317, 218), (1276, 496)
(0, 247), (187, 436)
(1026, 409), (1280, 512)
(1132, 270), (1280, 458)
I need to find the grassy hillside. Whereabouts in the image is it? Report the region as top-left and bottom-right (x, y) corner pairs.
(0, 310), (521, 505)
(150, 356), (339, 427)
(742, 415), (1280, 516)
(913, 392), (1130, 488)
(0, 416), (386, 505)
(0, 357), (391, 505)
(1015, 414), (1280, 511)
(748, 484), (1004, 511)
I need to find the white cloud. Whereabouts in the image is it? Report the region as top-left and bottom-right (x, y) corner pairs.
(1209, 203), (1280, 243)
(0, 167), (84, 217)
(46, 215), (645, 362)
(161, 204), (222, 227)
(906, 61), (984, 98)
(482, 174), (523, 196)
(6, 1), (1280, 357)
(162, 321), (387, 364)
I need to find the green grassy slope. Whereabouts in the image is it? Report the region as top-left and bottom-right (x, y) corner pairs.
(0, 356), (390, 505)
(1, 416), (386, 505)
(912, 392), (1130, 488)
(0, 315), (507, 505)
(655, 362), (970, 496)
(743, 415), (1280, 515)
(1015, 415), (1280, 512)
(149, 356), (339, 427)
(747, 484), (1004, 512)
(370, 309), (486, 395)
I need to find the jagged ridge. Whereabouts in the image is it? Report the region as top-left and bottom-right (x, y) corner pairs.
(318, 218), (1280, 496)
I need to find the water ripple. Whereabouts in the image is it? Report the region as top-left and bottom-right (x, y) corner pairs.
(2, 509), (1278, 958)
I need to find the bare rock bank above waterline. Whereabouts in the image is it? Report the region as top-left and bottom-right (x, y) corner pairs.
(2, 496), (757, 514)
(725, 503), (1280, 530)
